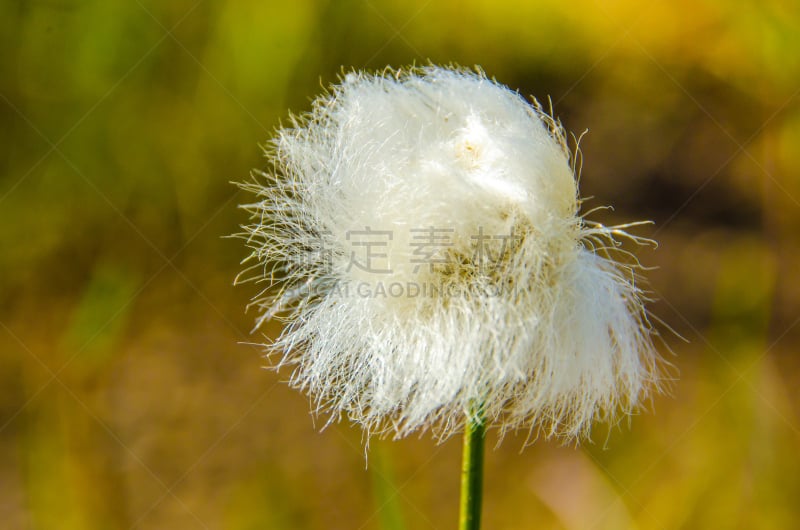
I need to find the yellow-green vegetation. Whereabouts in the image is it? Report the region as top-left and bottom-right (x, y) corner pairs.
(1, 1), (798, 529)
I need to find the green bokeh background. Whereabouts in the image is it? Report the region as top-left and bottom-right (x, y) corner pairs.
(2, 1), (799, 529)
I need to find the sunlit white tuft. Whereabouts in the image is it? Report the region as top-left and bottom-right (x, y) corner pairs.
(238, 65), (662, 442)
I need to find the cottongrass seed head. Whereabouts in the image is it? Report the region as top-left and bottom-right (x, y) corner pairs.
(237, 65), (663, 443)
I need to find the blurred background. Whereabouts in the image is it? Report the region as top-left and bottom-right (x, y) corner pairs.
(1, 0), (799, 528)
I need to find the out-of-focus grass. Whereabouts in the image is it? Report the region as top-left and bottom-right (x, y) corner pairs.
(369, 441), (407, 530)
(1, 1), (799, 529)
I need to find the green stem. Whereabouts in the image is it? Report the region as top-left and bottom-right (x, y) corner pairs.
(459, 407), (486, 530)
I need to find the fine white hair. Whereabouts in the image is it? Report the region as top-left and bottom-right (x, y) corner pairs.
(238, 65), (662, 442)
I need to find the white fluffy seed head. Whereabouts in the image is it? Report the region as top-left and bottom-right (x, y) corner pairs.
(238, 65), (662, 443)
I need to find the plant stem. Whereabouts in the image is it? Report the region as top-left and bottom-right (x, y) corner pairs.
(459, 406), (486, 530)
